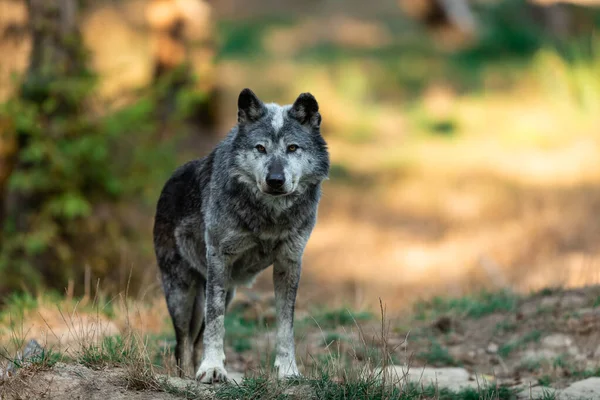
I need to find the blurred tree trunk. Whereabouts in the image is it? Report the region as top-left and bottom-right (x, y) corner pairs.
(0, 117), (16, 234)
(146, 0), (219, 134)
(0, 0), (26, 234)
(399, 0), (477, 36)
(529, 1), (600, 38)
(9, 0), (84, 231)
(400, 0), (600, 43)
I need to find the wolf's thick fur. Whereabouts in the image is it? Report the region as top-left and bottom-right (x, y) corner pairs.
(153, 89), (329, 383)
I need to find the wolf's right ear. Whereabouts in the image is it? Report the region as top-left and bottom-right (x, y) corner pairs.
(238, 88), (265, 124)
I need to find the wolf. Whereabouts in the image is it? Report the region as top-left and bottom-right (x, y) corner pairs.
(153, 88), (330, 383)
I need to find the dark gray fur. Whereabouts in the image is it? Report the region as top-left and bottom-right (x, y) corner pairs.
(153, 88), (329, 382)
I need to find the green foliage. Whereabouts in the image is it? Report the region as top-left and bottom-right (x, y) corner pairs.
(458, 0), (548, 64)
(217, 17), (295, 60)
(0, 33), (183, 296)
(0, 291), (52, 319)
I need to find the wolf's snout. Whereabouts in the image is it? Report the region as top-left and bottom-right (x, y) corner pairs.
(266, 173), (285, 189)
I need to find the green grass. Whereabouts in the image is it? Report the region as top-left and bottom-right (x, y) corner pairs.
(28, 348), (64, 368)
(8, 348), (64, 371)
(214, 375), (516, 400)
(158, 376), (206, 399)
(494, 319), (517, 335)
(217, 16), (296, 60)
(498, 330), (543, 358)
(303, 308), (375, 330)
(519, 358), (542, 373)
(224, 308), (263, 353)
(417, 339), (459, 367)
(414, 290), (520, 321)
(77, 335), (133, 369)
(538, 375), (552, 387)
(322, 332), (348, 348)
(570, 367), (600, 379)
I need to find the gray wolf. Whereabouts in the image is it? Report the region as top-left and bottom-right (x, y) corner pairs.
(153, 88), (330, 383)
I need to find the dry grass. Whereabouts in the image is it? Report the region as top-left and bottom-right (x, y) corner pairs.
(0, 290), (172, 398)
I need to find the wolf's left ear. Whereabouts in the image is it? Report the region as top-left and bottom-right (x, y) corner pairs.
(289, 93), (321, 130)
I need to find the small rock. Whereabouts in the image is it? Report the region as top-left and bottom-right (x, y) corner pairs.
(522, 349), (557, 362)
(541, 334), (573, 348)
(593, 344), (600, 358)
(446, 333), (463, 345)
(4, 339), (44, 377)
(470, 373), (495, 385)
(486, 343), (498, 354)
(561, 377), (600, 400)
(540, 294), (586, 309)
(567, 345), (580, 357)
(228, 371), (245, 383)
(283, 384), (316, 398)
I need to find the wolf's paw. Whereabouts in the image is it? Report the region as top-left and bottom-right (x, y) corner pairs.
(274, 358), (301, 379)
(196, 363), (228, 384)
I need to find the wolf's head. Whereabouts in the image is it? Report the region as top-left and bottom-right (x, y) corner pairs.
(231, 88), (329, 197)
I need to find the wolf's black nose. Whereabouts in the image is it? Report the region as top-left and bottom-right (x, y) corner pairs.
(266, 174), (285, 189)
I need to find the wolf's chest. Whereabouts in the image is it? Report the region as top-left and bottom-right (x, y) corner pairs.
(229, 233), (286, 285)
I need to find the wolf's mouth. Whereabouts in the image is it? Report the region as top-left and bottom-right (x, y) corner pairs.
(263, 189), (290, 197)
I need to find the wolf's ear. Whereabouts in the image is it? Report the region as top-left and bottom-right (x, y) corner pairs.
(289, 92), (321, 130)
(238, 88), (265, 124)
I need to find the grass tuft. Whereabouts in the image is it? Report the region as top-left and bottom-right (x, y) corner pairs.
(414, 290), (519, 320)
(498, 330), (542, 358)
(303, 308), (375, 329)
(417, 340), (459, 367)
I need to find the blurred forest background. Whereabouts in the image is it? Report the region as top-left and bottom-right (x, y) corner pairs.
(1, 0), (600, 311)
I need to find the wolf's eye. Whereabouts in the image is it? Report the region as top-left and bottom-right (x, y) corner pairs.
(255, 144), (266, 153)
(287, 145), (298, 153)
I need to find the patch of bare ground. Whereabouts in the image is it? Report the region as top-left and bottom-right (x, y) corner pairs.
(2, 363), (173, 400)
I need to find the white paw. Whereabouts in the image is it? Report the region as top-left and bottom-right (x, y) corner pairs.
(274, 358), (300, 379)
(196, 363), (228, 384)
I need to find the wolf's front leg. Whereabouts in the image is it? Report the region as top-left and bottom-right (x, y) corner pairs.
(196, 244), (228, 383)
(273, 256), (302, 378)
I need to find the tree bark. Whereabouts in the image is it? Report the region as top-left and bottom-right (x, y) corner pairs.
(23, 0), (82, 109)
(9, 0), (83, 231)
(146, 0), (219, 132)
